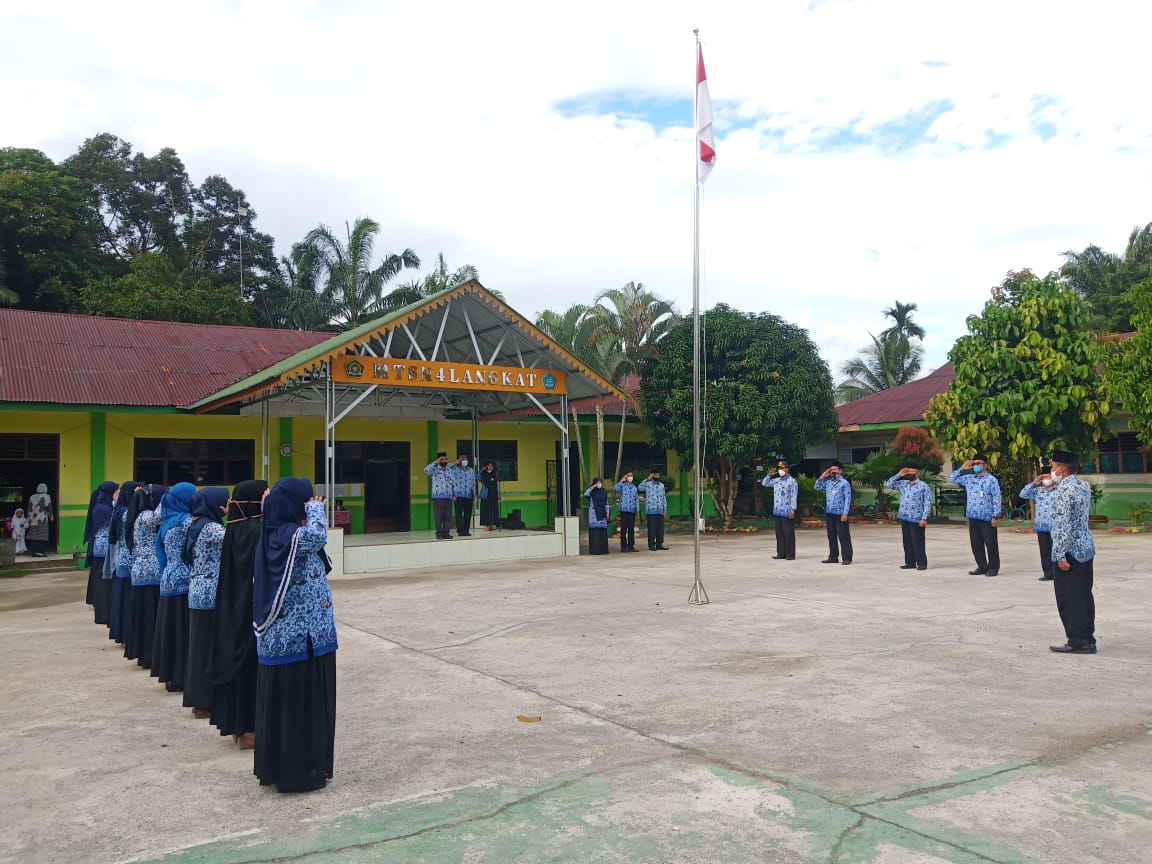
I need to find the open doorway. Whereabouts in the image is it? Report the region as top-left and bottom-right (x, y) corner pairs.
(314, 441), (410, 533)
(0, 434), (60, 551)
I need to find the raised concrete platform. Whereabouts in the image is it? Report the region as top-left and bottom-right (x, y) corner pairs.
(331, 517), (580, 577)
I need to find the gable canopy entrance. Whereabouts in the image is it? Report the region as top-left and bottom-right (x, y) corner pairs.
(192, 281), (624, 521)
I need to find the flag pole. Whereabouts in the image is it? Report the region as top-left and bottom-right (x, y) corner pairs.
(688, 29), (709, 606)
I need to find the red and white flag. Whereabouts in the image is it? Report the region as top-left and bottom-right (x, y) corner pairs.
(696, 42), (716, 183)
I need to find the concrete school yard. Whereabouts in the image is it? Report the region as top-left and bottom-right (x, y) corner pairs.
(1, 523), (1151, 864)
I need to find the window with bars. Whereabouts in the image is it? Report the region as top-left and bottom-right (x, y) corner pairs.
(1091, 432), (1150, 474)
(133, 439), (255, 486)
(456, 440), (519, 480)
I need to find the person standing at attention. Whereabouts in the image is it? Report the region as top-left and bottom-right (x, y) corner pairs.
(815, 463), (853, 565)
(253, 478), (337, 792)
(949, 455), (1002, 576)
(761, 460), (798, 561)
(584, 478), (610, 555)
(478, 461), (500, 531)
(886, 464), (932, 570)
(26, 483), (54, 557)
(1019, 467), (1057, 581)
(1047, 449), (1097, 655)
(637, 470), (669, 551)
(451, 453), (476, 537)
(613, 472), (639, 553)
(425, 452), (455, 539)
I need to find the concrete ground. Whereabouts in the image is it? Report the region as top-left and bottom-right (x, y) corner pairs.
(1, 524), (1150, 864)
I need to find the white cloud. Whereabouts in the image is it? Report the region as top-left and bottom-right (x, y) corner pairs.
(4, 0), (1150, 379)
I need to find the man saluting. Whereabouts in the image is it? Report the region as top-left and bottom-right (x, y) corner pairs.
(1047, 449), (1097, 655)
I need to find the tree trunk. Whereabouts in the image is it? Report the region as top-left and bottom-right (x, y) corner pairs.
(595, 404), (605, 481)
(570, 405), (586, 495)
(612, 398), (628, 505)
(703, 458), (738, 528)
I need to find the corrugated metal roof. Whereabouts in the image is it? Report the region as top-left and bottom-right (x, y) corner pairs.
(836, 363), (955, 428)
(191, 280), (626, 415)
(0, 309), (330, 408)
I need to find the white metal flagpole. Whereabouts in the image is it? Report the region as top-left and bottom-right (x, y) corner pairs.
(688, 30), (710, 606)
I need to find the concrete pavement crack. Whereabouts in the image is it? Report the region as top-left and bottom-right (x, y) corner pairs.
(337, 621), (1032, 864)
(827, 813), (864, 864)
(854, 761), (1036, 807)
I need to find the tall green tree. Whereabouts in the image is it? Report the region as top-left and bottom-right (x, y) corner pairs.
(382, 253), (489, 312)
(925, 273), (1111, 469)
(1060, 223), (1152, 333)
(295, 218), (420, 329)
(586, 281), (679, 483)
(64, 133), (192, 269)
(836, 300), (925, 403)
(639, 304), (836, 526)
(1104, 278), (1152, 446)
(0, 147), (102, 311)
(79, 252), (245, 325)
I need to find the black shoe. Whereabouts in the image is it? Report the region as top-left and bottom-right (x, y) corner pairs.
(657, 545), (670, 551)
(1038, 576), (1053, 581)
(772, 555), (786, 560)
(1049, 643), (1096, 654)
(900, 564), (916, 570)
(841, 560), (852, 565)
(985, 570), (999, 577)
(916, 565), (927, 571)
(968, 569), (987, 575)
(786, 556), (796, 560)
(821, 558), (839, 564)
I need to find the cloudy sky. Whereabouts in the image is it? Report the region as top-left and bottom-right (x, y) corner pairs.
(4, 0), (1149, 377)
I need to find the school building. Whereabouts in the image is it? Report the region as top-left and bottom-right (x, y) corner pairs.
(0, 282), (690, 572)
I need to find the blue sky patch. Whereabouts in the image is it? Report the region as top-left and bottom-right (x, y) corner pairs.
(555, 94), (692, 129)
(1028, 93), (1063, 141)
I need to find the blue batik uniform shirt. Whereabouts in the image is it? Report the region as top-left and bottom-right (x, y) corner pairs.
(637, 479), (667, 515)
(1019, 482), (1055, 533)
(1050, 476), (1095, 563)
(614, 481), (639, 513)
(886, 474), (933, 524)
(814, 475), (852, 516)
(761, 474), (798, 517)
(425, 462), (455, 499)
(451, 465), (476, 499)
(948, 468), (1002, 522)
(131, 507), (163, 587)
(187, 522), (226, 611)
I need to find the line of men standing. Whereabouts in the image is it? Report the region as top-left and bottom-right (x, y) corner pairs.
(424, 452), (476, 539)
(762, 450), (1098, 656)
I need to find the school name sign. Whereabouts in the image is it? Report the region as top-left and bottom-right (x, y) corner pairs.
(331, 358), (566, 394)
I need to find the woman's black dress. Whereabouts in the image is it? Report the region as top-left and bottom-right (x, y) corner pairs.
(479, 469), (500, 527)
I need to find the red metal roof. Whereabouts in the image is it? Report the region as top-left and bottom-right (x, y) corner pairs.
(0, 310), (330, 408)
(836, 363), (955, 428)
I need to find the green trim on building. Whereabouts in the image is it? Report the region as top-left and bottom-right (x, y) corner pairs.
(844, 421), (927, 432)
(90, 412), (106, 490)
(278, 417), (293, 477)
(0, 402), (180, 414)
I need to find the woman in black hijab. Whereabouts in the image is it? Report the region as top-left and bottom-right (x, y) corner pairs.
(107, 481), (143, 644)
(209, 480), (266, 748)
(253, 477), (337, 793)
(84, 481), (119, 625)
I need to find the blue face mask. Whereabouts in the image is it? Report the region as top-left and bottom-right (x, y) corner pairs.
(973, 464), (984, 473)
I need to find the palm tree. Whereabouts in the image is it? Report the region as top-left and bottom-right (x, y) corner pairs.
(836, 301), (925, 403)
(296, 218), (420, 329)
(382, 253), (488, 312)
(1060, 223), (1152, 332)
(585, 282), (679, 482)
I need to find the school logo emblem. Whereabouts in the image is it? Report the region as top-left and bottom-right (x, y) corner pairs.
(542, 373), (557, 391)
(344, 359), (364, 379)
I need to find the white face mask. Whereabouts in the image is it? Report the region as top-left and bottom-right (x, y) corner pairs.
(461, 460), (468, 468)
(625, 475), (633, 482)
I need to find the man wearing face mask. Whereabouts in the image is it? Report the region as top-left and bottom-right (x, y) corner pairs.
(949, 455), (1002, 576)
(1019, 465), (1057, 581)
(1047, 449), (1097, 654)
(761, 460), (797, 560)
(637, 469), (669, 551)
(613, 472), (640, 552)
(815, 463), (853, 565)
(424, 452), (455, 539)
(451, 453), (476, 537)
(886, 464), (932, 570)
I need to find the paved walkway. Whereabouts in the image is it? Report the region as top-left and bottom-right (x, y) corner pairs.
(1, 524), (1150, 863)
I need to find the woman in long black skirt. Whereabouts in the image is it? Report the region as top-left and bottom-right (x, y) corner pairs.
(253, 478), (337, 793)
(584, 479), (611, 555)
(183, 486), (229, 719)
(479, 462), (500, 530)
(107, 481), (143, 644)
(152, 482), (196, 692)
(83, 481), (118, 625)
(125, 484), (167, 668)
(209, 480), (266, 748)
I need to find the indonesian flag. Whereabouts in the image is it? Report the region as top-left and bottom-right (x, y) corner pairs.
(696, 42), (716, 183)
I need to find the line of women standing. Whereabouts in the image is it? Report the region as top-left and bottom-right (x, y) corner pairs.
(82, 476), (338, 793)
